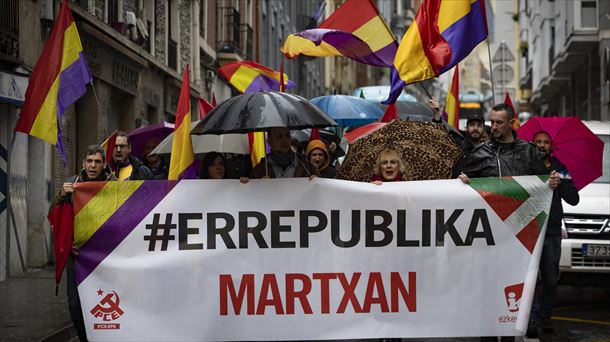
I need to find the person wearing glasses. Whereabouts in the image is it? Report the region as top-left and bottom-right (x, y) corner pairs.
(112, 131), (154, 180)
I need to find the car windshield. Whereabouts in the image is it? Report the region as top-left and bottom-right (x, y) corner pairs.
(594, 135), (609, 183)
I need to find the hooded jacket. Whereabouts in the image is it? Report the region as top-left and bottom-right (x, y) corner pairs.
(306, 140), (337, 179)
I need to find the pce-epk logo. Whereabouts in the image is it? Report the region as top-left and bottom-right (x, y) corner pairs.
(91, 289), (124, 330)
(503, 283), (523, 313)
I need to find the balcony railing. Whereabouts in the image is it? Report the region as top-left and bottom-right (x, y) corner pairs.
(0, 0), (19, 63)
(217, 7), (241, 55)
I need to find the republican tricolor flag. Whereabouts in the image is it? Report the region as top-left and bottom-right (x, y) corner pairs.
(442, 65), (460, 129)
(282, 0), (397, 68)
(168, 65), (196, 180)
(219, 61), (295, 94)
(14, 0), (92, 160)
(386, 0), (487, 104)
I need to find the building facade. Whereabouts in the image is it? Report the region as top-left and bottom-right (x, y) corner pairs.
(258, 0), (326, 99)
(0, 0), (260, 280)
(518, 0), (610, 121)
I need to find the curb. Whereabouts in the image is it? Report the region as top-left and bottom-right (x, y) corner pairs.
(38, 323), (78, 342)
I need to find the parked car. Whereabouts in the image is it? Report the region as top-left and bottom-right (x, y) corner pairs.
(558, 121), (610, 292)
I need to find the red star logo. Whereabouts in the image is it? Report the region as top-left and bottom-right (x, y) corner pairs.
(97, 289), (103, 296)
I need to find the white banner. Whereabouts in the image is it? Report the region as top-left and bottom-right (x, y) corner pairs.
(74, 176), (552, 341)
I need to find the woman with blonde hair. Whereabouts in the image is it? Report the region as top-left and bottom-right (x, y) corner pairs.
(370, 149), (409, 184)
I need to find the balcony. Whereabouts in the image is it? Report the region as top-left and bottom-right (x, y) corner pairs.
(217, 7), (243, 62)
(0, 0), (19, 66)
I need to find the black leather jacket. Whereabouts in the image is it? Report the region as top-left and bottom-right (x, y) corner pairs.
(462, 137), (546, 178)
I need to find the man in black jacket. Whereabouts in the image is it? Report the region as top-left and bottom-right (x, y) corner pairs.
(51, 145), (116, 342)
(452, 115), (486, 177)
(459, 104), (554, 180)
(527, 131), (579, 337)
(458, 104), (560, 342)
(112, 132), (153, 180)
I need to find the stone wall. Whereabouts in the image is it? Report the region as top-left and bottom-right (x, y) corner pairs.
(155, 0), (166, 63)
(179, 0), (191, 74)
(95, 0), (104, 21)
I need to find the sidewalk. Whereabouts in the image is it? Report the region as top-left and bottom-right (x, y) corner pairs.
(0, 265), (77, 342)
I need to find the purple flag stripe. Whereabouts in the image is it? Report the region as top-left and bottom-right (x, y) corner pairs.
(244, 75), (297, 94)
(76, 180), (178, 285)
(178, 163), (198, 180)
(296, 29), (396, 67)
(440, 1), (487, 74)
(56, 53), (93, 117)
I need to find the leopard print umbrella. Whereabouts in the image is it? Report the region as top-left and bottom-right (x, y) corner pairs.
(338, 120), (462, 182)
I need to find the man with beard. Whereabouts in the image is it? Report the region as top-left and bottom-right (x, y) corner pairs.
(112, 132), (153, 180)
(50, 145), (116, 342)
(526, 131), (579, 338)
(452, 115), (486, 176)
(459, 104), (560, 342)
(251, 127), (318, 178)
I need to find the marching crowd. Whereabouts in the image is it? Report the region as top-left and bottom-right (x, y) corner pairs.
(51, 101), (578, 341)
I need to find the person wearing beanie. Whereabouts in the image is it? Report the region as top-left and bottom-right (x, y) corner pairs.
(306, 139), (337, 179)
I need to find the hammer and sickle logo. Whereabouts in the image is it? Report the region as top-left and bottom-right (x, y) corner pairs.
(90, 291), (124, 321)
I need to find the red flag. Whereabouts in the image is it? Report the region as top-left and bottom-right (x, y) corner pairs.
(310, 128), (320, 141)
(380, 103), (398, 123)
(198, 97), (215, 119)
(47, 202), (74, 291)
(504, 91), (519, 130)
(102, 130), (118, 173)
(279, 61), (286, 92)
(211, 93), (217, 107)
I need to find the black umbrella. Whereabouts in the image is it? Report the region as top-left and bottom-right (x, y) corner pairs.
(192, 91), (337, 135)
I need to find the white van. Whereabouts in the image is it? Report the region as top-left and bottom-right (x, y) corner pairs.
(559, 121), (610, 291)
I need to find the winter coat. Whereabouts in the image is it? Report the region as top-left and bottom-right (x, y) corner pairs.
(251, 153), (318, 179)
(50, 170), (115, 208)
(461, 137), (546, 178)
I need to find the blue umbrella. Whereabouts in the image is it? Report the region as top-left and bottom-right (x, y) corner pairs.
(311, 95), (383, 127)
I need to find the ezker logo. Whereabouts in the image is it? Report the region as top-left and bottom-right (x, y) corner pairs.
(503, 283), (524, 312)
(90, 289), (124, 330)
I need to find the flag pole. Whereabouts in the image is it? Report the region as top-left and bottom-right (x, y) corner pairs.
(486, 39), (496, 105)
(418, 82), (432, 99)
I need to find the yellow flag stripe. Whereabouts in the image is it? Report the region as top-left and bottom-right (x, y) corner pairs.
(282, 34), (343, 58)
(438, 0), (474, 33)
(250, 131), (266, 167)
(353, 16), (395, 52)
(74, 181), (143, 246)
(168, 113), (194, 180)
(394, 23), (436, 84)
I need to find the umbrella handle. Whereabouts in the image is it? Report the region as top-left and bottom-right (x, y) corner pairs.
(265, 131), (269, 178)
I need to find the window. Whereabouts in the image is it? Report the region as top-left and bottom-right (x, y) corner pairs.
(108, 0), (119, 24)
(581, 0), (597, 28)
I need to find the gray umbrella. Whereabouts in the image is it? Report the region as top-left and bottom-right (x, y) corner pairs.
(192, 91), (337, 135)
